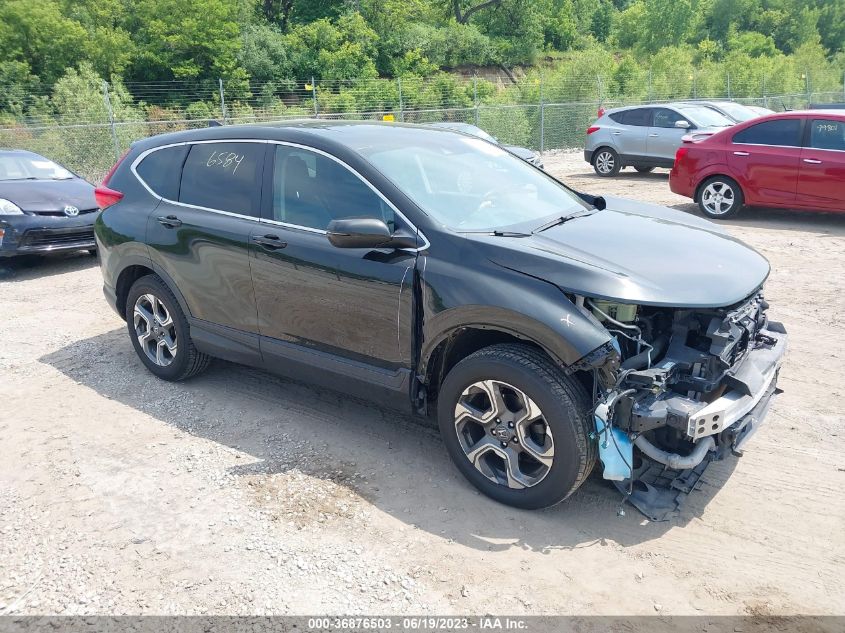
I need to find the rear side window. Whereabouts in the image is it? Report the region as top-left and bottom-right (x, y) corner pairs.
(733, 119), (802, 147)
(136, 145), (188, 200)
(809, 119), (845, 151)
(620, 108), (652, 126)
(179, 142), (265, 216)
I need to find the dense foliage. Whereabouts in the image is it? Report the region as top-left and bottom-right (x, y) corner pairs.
(0, 0), (843, 130)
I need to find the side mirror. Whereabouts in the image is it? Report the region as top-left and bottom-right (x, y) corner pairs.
(326, 217), (417, 249)
(674, 120), (691, 129)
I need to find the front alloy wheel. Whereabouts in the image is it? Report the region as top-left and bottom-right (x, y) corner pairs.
(133, 293), (178, 367)
(437, 344), (595, 509)
(455, 380), (554, 489)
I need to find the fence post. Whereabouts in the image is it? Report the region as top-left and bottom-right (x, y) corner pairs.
(218, 78), (227, 124)
(102, 80), (120, 162)
(311, 77), (318, 118)
(473, 75), (479, 126)
(726, 71), (731, 100)
(692, 70), (697, 99)
(539, 71), (545, 155)
(804, 70), (811, 106)
(397, 77), (404, 122)
(647, 69), (653, 101)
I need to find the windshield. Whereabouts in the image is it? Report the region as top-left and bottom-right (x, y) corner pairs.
(0, 154), (75, 181)
(711, 102), (758, 122)
(360, 131), (587, 231)
(677, 105), (734, 128)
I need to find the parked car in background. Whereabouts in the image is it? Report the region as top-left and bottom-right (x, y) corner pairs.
(94, 121), (786, 517)
(0, 150), (98, 258)
(670, 110), (845, 218)
(585, 103), (734, 176)
(694, 101), (774, 123)
(428, 122), (544, 169)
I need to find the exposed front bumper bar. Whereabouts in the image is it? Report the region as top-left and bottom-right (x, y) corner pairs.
(686, 323), (787, 439)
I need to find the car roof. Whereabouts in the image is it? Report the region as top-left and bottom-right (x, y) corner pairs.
(130, 119), (478, 156)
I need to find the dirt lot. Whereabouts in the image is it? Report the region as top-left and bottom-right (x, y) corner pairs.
(1, 151), (843, 617)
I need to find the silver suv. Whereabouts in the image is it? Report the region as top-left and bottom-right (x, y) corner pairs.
(584, 103), (734, 176)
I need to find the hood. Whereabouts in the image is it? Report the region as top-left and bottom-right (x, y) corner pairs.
(0, 178), (97, 212)
(470, 197), (769, 308)
(504, 145), (536, 161)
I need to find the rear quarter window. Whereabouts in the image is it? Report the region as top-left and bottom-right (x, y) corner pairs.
(136, 145), (189, 200)
(179, 142), (265, 217)
(733, 119), (802, 147)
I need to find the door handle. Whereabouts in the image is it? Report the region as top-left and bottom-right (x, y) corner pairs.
(611, 131), (623, 135)
(157, 215), (182, 228)
(733, 151), (750, 156)
(251, 234), (287, 250)
(648, 133), (659, 137)
(803, 158), (822, 164)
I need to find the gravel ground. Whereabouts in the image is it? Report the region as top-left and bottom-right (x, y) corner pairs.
(1, 151), (843, 617)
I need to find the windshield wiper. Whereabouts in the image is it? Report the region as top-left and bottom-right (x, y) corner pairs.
(533, 209), (593, 233)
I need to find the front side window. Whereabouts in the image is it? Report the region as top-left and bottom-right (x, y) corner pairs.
(733, 119), (802, 147)
(809, 119), (845, 151)
(272, 145), (394, 231)
(652, 108), (686, 128)
(179, 142), (264, 216)
(359, 129), (588, 231)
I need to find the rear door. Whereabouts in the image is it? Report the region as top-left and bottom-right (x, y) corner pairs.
(144, 140), (266, 342)
(728, 118), (803, 207)
(796, 118), (845, 210)
(611, 108), (652, 161)
(647, 107), (689, 164)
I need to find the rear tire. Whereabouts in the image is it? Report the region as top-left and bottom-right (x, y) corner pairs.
(125, 275), (211, 381)
(592, 147), (621, 177)
(697, 176), (744, 219)
(634, 166), (655, 173)
(437, 344), (595, 509)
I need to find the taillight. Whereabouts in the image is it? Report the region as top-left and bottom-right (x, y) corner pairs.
(95, 186), (124, 209)
(674, 147), (689, 164)
(587, 126), (600, 135)
(96, 150), (129, 209)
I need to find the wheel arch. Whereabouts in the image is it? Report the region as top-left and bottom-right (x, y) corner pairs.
(115, 263), (192, 322)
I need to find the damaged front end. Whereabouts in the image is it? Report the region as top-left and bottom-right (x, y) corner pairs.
(574, 292), (787, 520)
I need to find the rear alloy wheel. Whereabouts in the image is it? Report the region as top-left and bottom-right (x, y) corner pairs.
(437, 344), (595, 509)
(698, 177), (744, 219)
(592, 148), (621, 177)
(126, 275), (210, 381)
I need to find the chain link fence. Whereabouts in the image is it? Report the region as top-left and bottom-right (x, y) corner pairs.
(1, 68), (844, 183)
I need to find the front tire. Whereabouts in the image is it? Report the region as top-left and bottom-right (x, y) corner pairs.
(125, 275), (211, 381)
(697, 176), (744, 219)
(592, 147), (621, 177)
(437, 344), (595, 509)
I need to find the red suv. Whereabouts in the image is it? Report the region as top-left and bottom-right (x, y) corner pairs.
(670, 111), (845, 218)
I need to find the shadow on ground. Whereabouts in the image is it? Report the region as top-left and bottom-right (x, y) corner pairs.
(40, 327), (743, 553)
(0, 251), (98, 282)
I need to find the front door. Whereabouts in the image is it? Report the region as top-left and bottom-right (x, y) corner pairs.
(250, 144), (416, 382)
(647, 108), (689, 164)
(796, 118), (845, 211)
